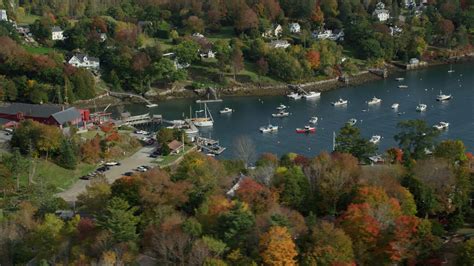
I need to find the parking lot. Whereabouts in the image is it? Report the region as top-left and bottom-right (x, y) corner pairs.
(57, 146), (157, 203)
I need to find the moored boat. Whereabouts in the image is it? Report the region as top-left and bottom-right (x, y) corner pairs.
(309, 117), (318, 124)
(193, 103), (214, 127)
(347, 118), (357, 126)
(436, 91), (452, 101)
(398, 85), (408, 89)
(433, 121), (449, 130)
(332, 98), (348, 106)
(260, 124), (279, 133)
(296, 125), (316, 134)
(368, 96), (382, 105)
(395, 77), (404, 81)
(416, 103), (427, 112)
(287, 92), (302, 99)
(303, 91), (321, 99)
(391, 103), (399, 109)
(369, 135), (381, 144)
(276, 104), (287, 110)
(272, 110), (290, 118)
(219, 107), (234, 114)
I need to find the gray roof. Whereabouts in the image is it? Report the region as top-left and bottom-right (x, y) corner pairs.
(52, 107), (81, 125)
(0, 103), (81, 124)
(0, 103), (63, 117)
(51, 26), (63, 32)
(72, 53), (100, 64)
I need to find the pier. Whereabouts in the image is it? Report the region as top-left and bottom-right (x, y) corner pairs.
(118, 112), (162, 126)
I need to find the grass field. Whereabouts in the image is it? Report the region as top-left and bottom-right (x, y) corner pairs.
(156, 145), (195, 168)
(22, 45), (55, 55)
(19, 160), (97, 192)
(16, 13), (40, 25)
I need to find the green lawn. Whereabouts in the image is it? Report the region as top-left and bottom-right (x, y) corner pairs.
(22, 45), (55, 55)
(155, 145), (195, 168)
(207, 26), (235, 42)
(16, 13), (40, 25)
(19, 160), (97, 192)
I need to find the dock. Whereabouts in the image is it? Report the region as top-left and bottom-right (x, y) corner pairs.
(118, 112), (162, 126)
(196, 99), (223, 103)
(196, 136), (226, 155)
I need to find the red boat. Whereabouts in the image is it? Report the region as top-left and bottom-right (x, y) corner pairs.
(296, 125), (316, 134)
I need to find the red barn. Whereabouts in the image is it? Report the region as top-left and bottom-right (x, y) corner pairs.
(0, 103), (88, 128)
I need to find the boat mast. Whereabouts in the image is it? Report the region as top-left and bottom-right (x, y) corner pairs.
(332, 131), (336, 151)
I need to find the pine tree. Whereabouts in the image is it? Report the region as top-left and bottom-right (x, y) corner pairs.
(58, 139), (78, 170)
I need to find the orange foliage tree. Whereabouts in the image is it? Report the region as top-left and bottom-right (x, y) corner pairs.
(259, 226), (298, 266)
(235, 178), (276, 214)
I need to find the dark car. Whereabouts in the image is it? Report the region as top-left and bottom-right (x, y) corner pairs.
(96, 166), (110, 172)
(123, 172), (134, 176)
(79, 175), (91, 180)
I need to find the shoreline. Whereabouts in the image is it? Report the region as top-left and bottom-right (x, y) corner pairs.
(75, 55), (474, 109)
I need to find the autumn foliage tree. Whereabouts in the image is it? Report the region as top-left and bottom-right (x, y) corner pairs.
(235, 178), (276, 214)
(259, 226), (298, 266)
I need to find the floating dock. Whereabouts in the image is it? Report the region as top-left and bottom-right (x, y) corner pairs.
(196, 99), (223, 103)
(196, 136), (226, 155)
(118, 113), (162, 126)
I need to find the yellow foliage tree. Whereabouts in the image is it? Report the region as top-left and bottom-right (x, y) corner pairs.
(259, 226), (298, 266)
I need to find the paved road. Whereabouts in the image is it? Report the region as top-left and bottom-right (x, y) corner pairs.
(57, 146), (156, 203)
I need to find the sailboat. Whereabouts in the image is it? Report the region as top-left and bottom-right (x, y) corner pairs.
(192, 103), (214, 127)
(448, 65), (455, 73)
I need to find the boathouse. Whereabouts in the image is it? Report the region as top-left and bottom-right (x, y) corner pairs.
(0, 103), (89, 128)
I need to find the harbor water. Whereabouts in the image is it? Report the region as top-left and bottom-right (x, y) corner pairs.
(114, 62), (474, 159)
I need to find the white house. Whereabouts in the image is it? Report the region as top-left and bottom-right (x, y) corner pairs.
(163, 52), (190, 69)
(192, 33), (205, 38)
(0, 9), (7, 21)
(269, 40), (290, 49)
(99, 33), (107, 42)
(199, 49), (216, 59)
(409, 58), (420, 65)
(312, 29), (344, 41)
(262, 24), (283, 38)
(289, 23), (301, 33)
(390, 26), (403, 36)
(68, 54), (100, 70)
(51, 26), (65, 41)
(373, 2), (390, 22)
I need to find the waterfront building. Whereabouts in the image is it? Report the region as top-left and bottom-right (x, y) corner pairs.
(68, 53), (100, 70)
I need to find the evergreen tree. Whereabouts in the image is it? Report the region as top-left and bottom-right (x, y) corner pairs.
(57, 139), (78, 170)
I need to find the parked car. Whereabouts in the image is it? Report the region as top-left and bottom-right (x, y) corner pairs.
(149, 153), (158, 158)
(105, 161), (121, 166)
(96, 166), (110, 172)
(79, 175), (92, 180)
(123, 172), (133, 176)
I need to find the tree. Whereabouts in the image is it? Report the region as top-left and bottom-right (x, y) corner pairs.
(235, 7), (258, 32)
(185, 16), (205, 33)
(273, 166), (310, 212)
(231, 40), (244, 81)
(394, 120), (440, 160)
(306, 50), (321, 70)
(305, 152), (360, 215)
(57, 139), (77, 169)
(259, 226), (298, 266)
(235, 178), (275, 214)
(29, 213), (65, 260)
(217, 202), (255, 248)
(434, 140), (467, 164)
(98, 197), (140, 243)
(335, 124), (377, 163)
(3, 149), (29, 190)
(256, 57), (269, 78)
(173, 40), (200, 65)
(233, 136), (256, 169)
(77, 178), (111, 214)
(457, 239), (474, 266)
(303, 221), (355, 265)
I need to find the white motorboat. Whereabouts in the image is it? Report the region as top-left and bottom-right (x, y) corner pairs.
(272, 110), (290, 118)
(309, 117), (318, 124)
(303, 91), (321, 99)
(219, 107), (233, 114)
(287, 92), (302, 99)
(398, 85), (408, 89)
(433, 122), (449, 130)
(276, 104), (287, 110)
(260, 124), (279, 133)
(193, 103), (214, 127)
(391, 103), (399, 109)
(369, 135), (381, 144)
(332, 98), (348, 106)
(347, 118), (357, 126)
(436, 91), (452, 101)
(368, 96), (382, 105)
(146, 103), (158, 108)
(395, 77), (405, 81)
(416, 103), (427, 112)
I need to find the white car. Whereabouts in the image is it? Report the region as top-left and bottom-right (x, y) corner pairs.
(105, 161), (121, 166)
